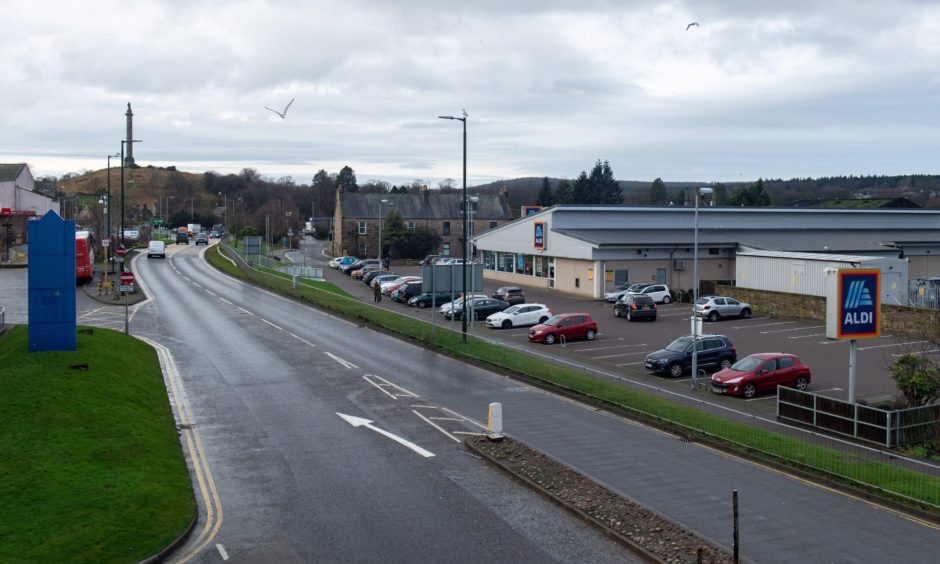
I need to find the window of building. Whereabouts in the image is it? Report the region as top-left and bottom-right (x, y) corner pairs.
(407, 221), (416, 232)
(442, 221), (451, 235)
(442, 243), (451, 256)
(360, 244), (368, 255)
(358, 221), (367, 235)
(489, 221), (497, 229)
(498, 252), (515, 272)
(484, 251), (496, 270)
(709, 247), (720, 255)
(522, 254), (534, 275)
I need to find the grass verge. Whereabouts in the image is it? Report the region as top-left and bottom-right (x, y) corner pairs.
(0, 325), (194, 563)
(208, 243), (940, 515)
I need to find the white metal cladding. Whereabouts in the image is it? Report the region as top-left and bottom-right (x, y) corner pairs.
(736, 252), (908, 299)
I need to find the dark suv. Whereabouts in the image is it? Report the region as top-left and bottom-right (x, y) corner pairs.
(492, 286), (525, 305)
(614, 293), (657, 321)
(644, 334), (737, 378)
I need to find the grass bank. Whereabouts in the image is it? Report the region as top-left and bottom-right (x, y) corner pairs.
(208, 243), (940, 515)
(0, 326), (194, 563)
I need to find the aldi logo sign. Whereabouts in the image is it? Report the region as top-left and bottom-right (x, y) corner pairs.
(837, 269), (880, 339)
(533, 222), (545, 250)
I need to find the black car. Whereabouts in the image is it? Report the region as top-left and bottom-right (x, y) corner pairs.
(393, 281), (424, 303)
(175, 232), (189, 244)
(342, 259), (378, 275)
(492, 286), (525, 305)
(408, 291), (454, 308)
(613, 293), (657, 321)
(363, 270), (394, 285)
(445, 297), (510, 320)
(644, 334), (737, 378)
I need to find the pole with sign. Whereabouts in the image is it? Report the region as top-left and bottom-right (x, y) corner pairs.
(120, 271), (134, 335)
(826, 268), (880, 403)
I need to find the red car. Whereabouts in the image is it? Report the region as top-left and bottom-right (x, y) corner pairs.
(527, 313), (598, 345)
(710, 353), (811, 398)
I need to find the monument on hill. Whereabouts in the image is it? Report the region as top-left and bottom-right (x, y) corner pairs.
(124, 103), (135, 166)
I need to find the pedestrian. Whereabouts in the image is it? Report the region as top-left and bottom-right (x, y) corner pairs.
(373, 282), (382, 303)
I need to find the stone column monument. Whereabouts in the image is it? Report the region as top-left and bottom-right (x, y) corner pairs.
(124, 103), (135, 165)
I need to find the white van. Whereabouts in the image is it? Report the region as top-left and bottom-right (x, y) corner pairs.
(147, 240), (166, 258)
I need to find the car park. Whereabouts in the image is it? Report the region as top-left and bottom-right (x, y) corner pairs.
(613, 293), (656, 321)
(710, 353), (811, 398)
(342, 259), (376, 275)
(604, 282), (648, 303)
(631, 283), (672, 304)
(443, 297), (510, 320)
(485, 303), (552, 329)
(408, 291), (455, 308)
(527, 313), (598, 345)
(194, 232), (209, 245)
(695, 296), (752, 322)
(147, 240), (166, 258)
(175, 232), (189, 244)
(492, 286), (525, 305)
(644, 334), (737, 378)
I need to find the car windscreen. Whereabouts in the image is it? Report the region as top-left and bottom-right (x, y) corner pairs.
(542, 315), (562, 326)
(695, 297), (710, 305)
(665, 337), (692, 352)
(503, 305), (521, 314)
(731, 356), (764, 371)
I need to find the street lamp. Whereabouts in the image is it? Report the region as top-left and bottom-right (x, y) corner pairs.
(120, 138), (142, 252)
(378, 198), (392, 263)
(105, 152), (120, 269)
(691, 186), (713, 390)
(438, 111), (468, 342)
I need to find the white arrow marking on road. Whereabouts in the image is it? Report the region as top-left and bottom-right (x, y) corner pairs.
(326, 352), (358, 369)
(337, 412), (435, 458)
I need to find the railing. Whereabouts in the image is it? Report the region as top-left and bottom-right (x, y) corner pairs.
(0, 306), (5, 335)
(778, 386), (940, 448)
(235, 248), (323, 280)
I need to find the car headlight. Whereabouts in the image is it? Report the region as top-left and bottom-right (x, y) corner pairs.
(725, 377), (743, 384)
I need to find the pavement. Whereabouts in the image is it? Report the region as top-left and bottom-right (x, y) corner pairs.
(81, 251), (148, 306)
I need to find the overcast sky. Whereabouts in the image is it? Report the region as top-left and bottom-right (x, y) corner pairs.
(3, 0), (940, 187)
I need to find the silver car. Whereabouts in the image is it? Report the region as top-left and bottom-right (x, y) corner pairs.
(695, 296), (752, 322)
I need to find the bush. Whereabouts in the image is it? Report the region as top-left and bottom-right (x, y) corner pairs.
(891, 354), (940, 407)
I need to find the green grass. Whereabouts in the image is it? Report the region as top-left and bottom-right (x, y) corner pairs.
(0, 326), (194, 563)
(208, 244), (940, 514)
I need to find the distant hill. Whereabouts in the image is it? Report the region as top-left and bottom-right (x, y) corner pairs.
(59, 166), (210, 215)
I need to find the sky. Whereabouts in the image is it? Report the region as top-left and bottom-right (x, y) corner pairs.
(3, 0), (940, 187)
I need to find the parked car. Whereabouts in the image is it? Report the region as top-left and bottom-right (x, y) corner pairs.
(343, 259), (379, 275)
(485, 303), (552, 329)
(370, 274), (401, 288)
(630, 283), (672, 304)
(435, 257), (467, 265)
(444, 297), (510, 320)
(382, 276), (421, 296)
(604, 282), (648, 303)
(438, 294), (488, 316)
(175, 232), (189, 244)
(695, 296), (752, 322)
(147, 240), (166, 258)
(408, 291), (455, 308)
(419, 254), (441, 265)
(352, 265), (381, 280)
(528, 313), (598, 345)
(194, 232), (209, 245)
(492, 286), (526, 305)
(328, 256), (353, 268)
(331, 256), (360, 269)
(393, 281), (424, 303)
(710, 353), (811, 398)
(613, 293), (657, 321)
(644, 334), (737, 378)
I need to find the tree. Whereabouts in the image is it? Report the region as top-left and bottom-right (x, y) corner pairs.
(591, 160), (622, 204)
(240, 167), (261, 185)
(729, 178), (772, 206)
(713, 182), (727, 206)
(395, 228), (442, 259)
(336, 165), (358, 193)
(891, 354), (940, 407)
(381, 208), (407, 256)
(439, 178), (457, 190)
(649, 178), (668, 205)
(536, 177), (555, 207)
(572, 170), (591, 204)
(554, 179), (574, 204)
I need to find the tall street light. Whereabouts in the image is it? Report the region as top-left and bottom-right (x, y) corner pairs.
(378, 198), (391, 263)
(120, 138), (142, 253)
(106, 152), (120, 267)
(691, 186), (713, 390)
(438, 111), (468, 342)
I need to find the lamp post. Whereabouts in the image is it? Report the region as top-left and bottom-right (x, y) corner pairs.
(691, 186), (713, 390)
(378, 198), (391, 262)
(120, 139), (141, 253)
(98, 194), (109, 288)
(438, 111), (468, 342)
(105, 153), (120, 256)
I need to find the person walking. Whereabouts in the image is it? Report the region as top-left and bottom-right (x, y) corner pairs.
(373, 282), (382, 303)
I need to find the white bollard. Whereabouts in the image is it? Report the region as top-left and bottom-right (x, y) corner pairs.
(487, 402), (504, 441)
(293, 275), (299, 288)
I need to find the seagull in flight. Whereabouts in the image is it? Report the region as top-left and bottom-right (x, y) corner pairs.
(686, 22), (699, 30)
(265, 98), (294, 119)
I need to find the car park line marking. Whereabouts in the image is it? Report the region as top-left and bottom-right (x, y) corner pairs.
(744, 395), (778, 402)
(325, 352), (358, 369)
(429, 416), (464, 422)
(261, 319), (283, 331)
(216, 544), (229, 560)
(859, 340), (928, 351)
(219, 297), (233, 305)
(819, 339), (850, 345)
(592, 351), (650, 360)
(288, 332), (317, 348)
(411, 404), (437, 409)
(412, 410), (462, 443)
(337, 412), (435, 458)
(812, 387), (844, 393)
(576, 343), (647, 352)
(363, 374), (419, 399)
(183, 276), (191, 282)
(892, 349), (940, 357)
(788, 332), (828, 340)
(760, 325), (825, 334)
(734, 321), (796, 329)
(615, 361), (647, 366)
(237, 307), (255, 316)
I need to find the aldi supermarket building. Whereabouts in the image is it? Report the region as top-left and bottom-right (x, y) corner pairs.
(471, 205), (940, 300)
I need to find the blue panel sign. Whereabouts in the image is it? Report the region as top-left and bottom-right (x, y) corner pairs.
(837, 269), (880, 339)
(28, 211), (77, 351)
(533, 221), (545, 250)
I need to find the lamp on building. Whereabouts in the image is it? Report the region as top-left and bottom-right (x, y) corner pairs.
(438, 110), (468, 342)
(691, 186), (713, 390)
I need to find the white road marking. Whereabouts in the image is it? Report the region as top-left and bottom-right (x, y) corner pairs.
(788, 333), (828, 340)
(363, 374), (420, 399)
(859, 340), (928, 351)
(216, 544), (229, 560)
(237, 307), (255, 316)
(592, 350), (649, 359)
(745, 395), (779, 402)
(576, 343), (647, 352)
(288, 332), (317, 348)
(734, 321), (797, 329)
(439, 406), (488, 429)
(184, 276), (191, 282)
(193, 283), (202, 288)
(337, 412), (435, 457)
(760, 325), (825, 334)
(206, 290), (217, 296)
(892, 349), (940, 357)
(261, 319), (282, 330)
(219, 297), (233, 305)
(616, 361), (647, 366)
(412, 410), (461, 443)
(325, 352), (358, 369)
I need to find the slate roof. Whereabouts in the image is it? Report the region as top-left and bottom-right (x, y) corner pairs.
(341, 192), (511, 220)
(0, 163), (26, 182)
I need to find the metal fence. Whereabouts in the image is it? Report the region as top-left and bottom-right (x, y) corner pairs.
(909, 278), (940, 309)
(778, 386), (940, 448)
(0, 244), (29, 265)
(235, 248), (323, 280)
(0, 306), (5, 335)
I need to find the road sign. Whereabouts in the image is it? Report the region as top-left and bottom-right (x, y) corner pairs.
(115, 246), (126, 257)
(101, 239), (110, 247)
(150, 217), (164, 226)
(120, 271), (135, 293)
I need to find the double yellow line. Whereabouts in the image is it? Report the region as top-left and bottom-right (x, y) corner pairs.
(143, 337), (224, 562)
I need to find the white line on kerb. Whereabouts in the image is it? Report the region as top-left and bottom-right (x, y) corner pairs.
(216, 544), (229, 560)
(261, 319), (282, 331)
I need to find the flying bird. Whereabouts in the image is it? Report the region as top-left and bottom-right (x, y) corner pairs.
(462, 108), (468, 117)
(265, 98), (295, 119)
(686, 22), (699, 30)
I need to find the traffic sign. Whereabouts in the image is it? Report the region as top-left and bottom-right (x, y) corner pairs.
(120, 271), (135, 293)
(102, 239), (110, 247)
(115, 247), (126, 257)
(150, 217), (164, 226)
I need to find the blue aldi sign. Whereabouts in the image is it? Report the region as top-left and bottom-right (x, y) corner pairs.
(837, 269), (880, 339)
(533, 222), (545, 250)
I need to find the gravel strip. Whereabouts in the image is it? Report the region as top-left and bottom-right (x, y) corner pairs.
(466, 435), (735, 564)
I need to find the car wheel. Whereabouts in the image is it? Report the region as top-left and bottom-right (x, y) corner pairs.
(501, 319), (512, 329)
(417, 301), (428, 309)
(544, 334), (556, 345)
(585, 329), (596, 341)
(614, 309), (621, 318)
(740, 308), (752, 319)
(743, 383), (757, 399)
(626, 310), (633, 321)
(662, 295), (671, 304)
(708, 311), (719, 322)
(668, 363), (684, 378)
(794, 376), (809, 391)
(719, 357), (733, 370)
